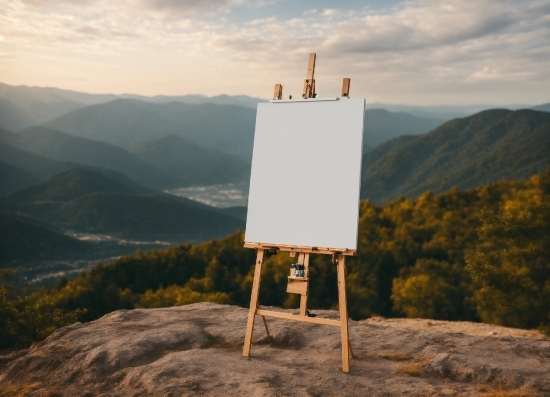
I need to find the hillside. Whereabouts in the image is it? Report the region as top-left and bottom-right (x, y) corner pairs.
(1, 303), (548, 397)
(0, 142), (74, 184)
(0, 127), (186, 190)
(34, 171), (548, 333)
(4, 168), (147, 203)
(50, 193), (244, 241)
(133, 134), (250, 185)
(361, 109), (550, 203)
(363, 109), (443, 148)
(2, 168), (244, 243)
(0, 163), (39, 195)
(0, 213), (90, 266)
(45, 99), (258, 158)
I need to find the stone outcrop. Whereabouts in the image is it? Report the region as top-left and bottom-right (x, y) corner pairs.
(1, 303), (548, 396)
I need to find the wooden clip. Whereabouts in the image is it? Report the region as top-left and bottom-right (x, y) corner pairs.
(273, 84), (283, 100)
(341, 78), (350, 97)
(302, 53), (316, 99)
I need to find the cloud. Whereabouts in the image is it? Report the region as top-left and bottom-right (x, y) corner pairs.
(1, 0), (548, 103)
(138, 0), (244, 16)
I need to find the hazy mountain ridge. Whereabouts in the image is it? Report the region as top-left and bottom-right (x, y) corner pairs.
(360, 109), (550, 203)
(44, 99), (258, 158)
(132, 134), (250, 185)
(363, 109), (443, 148)
(0, 127), (187, 190)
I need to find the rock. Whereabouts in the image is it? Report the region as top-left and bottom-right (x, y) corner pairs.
(0, 303), (549, 396)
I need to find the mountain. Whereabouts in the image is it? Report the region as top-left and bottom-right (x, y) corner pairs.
(361, 135), (418, 170)
(0, 82), (263, 133)
(0, 83), (91, 130)
(132, 135), (250, 185)
(0, 142), (75, 184)
(0, 212), (90, 266)
(45, 98), (448, 160)
(2, 167), (244, 242)
(4, 168), (147, 203)
(50, 193), (243, 241)
(363, 109), (443, 148)
(121, 93), (264, 109)
(0, 162), (40, 195)
(531, 103), (550, 113)
(44, 99), (258, 157)
(0, 127), (186, 190)
(360, 109), (550, 203)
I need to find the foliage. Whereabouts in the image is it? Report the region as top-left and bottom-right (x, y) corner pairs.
(0, 288), (85, 351)
(136, 285), (229, 308)
(21, 170), (549, 343)
(466, 171), (550, 333)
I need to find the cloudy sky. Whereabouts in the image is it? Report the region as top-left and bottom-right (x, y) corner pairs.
(1, 0), (549, 105)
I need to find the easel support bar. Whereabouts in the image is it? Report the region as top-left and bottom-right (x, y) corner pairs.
(256, 309), (341, 327)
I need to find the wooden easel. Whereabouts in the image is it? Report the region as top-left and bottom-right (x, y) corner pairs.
(243, 54), (354, 372)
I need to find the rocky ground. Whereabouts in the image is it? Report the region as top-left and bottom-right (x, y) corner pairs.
(1, 303), (549, 396)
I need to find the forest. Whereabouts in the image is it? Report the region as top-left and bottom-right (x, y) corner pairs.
(1, 169), (549, 350)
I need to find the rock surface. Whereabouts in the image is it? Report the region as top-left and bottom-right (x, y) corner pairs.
(1, 303), (549, 396)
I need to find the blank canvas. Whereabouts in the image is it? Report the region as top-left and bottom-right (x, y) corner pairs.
(245, 97), (365, 250)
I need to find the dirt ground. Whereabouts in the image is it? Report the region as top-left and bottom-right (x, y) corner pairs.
(1, 303), (548, 396)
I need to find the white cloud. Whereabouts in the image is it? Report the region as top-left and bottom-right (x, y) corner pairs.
(0, 0), (548, 103)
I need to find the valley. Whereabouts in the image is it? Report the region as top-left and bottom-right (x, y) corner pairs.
(0, 82), (548, 294)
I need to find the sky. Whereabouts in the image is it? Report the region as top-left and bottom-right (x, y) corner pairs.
(0, 0), (549, 105)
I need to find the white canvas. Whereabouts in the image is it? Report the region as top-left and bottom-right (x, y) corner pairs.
(245, 97), (365, 250)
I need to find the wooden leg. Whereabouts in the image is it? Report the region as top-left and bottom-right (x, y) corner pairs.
(299, 253), (310, 317)
(337, 254), (350, 372)
(243, 249), (265, 357)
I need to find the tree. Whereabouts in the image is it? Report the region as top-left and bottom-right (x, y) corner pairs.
(466, 171), (550, 333)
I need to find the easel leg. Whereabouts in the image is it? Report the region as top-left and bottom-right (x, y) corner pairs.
(299, 253), (310, 317)
(243, 249), (265, 357)
(337, 254), (350, 372)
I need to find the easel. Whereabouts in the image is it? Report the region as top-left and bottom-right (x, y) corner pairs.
(243, 53), (355, 372)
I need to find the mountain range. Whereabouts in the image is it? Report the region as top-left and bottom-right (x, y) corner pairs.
(1, 81), (549, 286)
(360, 109), (550, 203)
(1, 168), (245, 244)
(0, 126), (250, 191)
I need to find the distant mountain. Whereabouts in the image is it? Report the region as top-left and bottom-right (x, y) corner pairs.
(0, 212), (89, 266)
(0, 82), (263, 132)
(45, 99), (258, 158)
(363, 109), (443, 148)
(531, 103), (550, 113)
(360, 109), (550, 203)
(0, 83), (90, 130)
(122, 93), (264, 109)
(365, 102), (546, 120)
(4, 168), (147, 203)
(0, 127), (186, 190)
(133, 135), (250, 185)
(0, 162), (39, 195)
(2, 168), (244, 242)
(0, 142), (74, 185)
